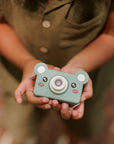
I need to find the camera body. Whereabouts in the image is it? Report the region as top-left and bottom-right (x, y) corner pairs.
(34, 63), (89, 105)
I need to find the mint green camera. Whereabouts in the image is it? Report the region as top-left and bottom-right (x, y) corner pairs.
(34, 63), (89, 105)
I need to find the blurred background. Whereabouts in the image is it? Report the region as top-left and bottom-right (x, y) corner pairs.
(0, 62), (114, 144)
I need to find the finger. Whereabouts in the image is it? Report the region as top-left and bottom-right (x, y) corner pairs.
(29, 72), (37, 80)
(36, 104), (51, 110)
(52, 100), (61, 111)
(14, 76), (35, 104)
(53, 67), (61, 71)
(47, 64), (60, 71)
(72, 102), (84, 120)
(81, 79), (93, 102)
(26, 90), (49, 104)
(14, 81), (26, 104)
(49, 100), (53, 105)
(47, 65), (55, 69)
(61, 103), (72, 120)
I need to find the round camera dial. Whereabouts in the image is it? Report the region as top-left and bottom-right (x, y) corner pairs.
(50, 76), (68, 94)
(37, 66), (46, 74)
(77, 74), (85, 82)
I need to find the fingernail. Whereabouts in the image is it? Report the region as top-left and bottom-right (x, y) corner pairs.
(17, 98), (22, 104)
(78, 109), (82, 113)
(78, 113), (82, 118)
(63, 104), (68, 109)
(45, 105), (51, 109)
(54, 101), (58, 106)
(43, 98), (49, 103)
(73, 111), (77, 116)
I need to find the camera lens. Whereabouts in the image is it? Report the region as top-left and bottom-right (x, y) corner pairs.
(55, 79), (63, 87)
(50, 76), (68, 94)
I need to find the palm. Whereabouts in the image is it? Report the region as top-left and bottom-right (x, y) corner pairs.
(52, 66), (93, 120)
(14, 62), (60, 109)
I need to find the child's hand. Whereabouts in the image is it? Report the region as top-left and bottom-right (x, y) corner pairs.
(52, 65), (93, 120)
(14, 59), (60, 110)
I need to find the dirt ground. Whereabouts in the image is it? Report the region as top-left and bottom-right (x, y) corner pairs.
(0, 63), (114, 144)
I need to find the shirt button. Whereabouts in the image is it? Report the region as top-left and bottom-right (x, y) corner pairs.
(42, 20), (51, 28)
(40, 47), (48, 53)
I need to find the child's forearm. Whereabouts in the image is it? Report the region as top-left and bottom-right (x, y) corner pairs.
(66, 33), (114, 73)
(0, 23), (37, 70)
(65, 12), (114, 73)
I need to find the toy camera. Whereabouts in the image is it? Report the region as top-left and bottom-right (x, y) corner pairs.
(34, 63), (89, 105)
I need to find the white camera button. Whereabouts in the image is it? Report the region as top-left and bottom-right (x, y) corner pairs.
(37, 66), (46, 73)
(77, 74), (85, 82)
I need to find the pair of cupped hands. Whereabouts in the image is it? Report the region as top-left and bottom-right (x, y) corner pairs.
(14, 59), (93, 120)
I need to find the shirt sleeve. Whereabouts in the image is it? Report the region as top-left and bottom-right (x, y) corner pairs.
(110, 0), (114, 11)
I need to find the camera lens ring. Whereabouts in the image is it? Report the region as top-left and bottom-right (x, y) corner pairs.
(50, 76), (68, 94)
